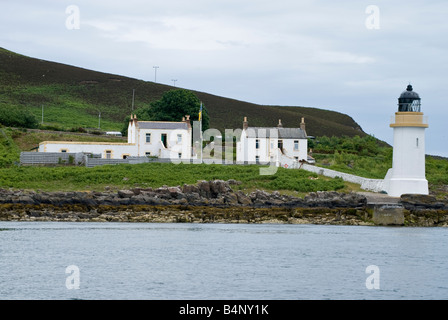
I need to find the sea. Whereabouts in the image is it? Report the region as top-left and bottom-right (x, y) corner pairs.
(0, 221), (447, 300)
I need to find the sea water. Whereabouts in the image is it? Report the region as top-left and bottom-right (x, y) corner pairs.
(0, 221), (447, 300)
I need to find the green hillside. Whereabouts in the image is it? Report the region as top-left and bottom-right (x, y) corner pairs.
(0, 47), (366, 137)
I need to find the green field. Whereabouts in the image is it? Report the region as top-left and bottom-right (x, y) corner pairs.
(0, 162), (347, 194)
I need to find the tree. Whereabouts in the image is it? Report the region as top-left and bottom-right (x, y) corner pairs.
(121, 89), (209, 135)
(0, 105), (39, 129)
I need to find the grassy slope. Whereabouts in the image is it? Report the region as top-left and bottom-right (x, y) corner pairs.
(0, 47), (366, 137)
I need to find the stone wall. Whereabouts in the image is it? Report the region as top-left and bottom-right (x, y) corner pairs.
(300, 163), (385, 192)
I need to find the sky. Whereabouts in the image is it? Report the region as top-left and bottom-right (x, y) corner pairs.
(1, 0), (447, 157)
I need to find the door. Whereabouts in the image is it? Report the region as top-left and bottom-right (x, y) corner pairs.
(161, 133), (168, 148)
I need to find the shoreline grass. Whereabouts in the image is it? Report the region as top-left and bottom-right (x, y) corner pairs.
(0, 162), (346, 193)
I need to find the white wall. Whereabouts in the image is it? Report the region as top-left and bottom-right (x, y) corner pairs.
(136, 128), (192, 159)
(300, 163), (385, 193)
(39, 142), (137, 159)
(236, 129), (308, 164)
(391, 126), (426, 179)
(40, 120), (193, 160)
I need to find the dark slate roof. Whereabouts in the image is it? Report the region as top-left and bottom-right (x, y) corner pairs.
(138, 121), (189, 130)
(245, 127), (307, 139)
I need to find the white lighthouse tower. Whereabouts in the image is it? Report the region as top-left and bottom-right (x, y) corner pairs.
(383, 84), (429, 197)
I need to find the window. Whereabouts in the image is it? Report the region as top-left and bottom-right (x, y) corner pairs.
(255, 139), (260, 149)
(255, 155), (260, 164)
(122, 154), (129, 159)
(416, 138), (419, 147)
(294, 140), (299, 150)
(294, 156), (299, 161)
(145, 152), (151, 157)
(146, 133), (151, 143)
(105, 150), (112, 159)
(178, 153), (182, 159)
(61, 149), (67, 153)
(177, 134), (182, 144)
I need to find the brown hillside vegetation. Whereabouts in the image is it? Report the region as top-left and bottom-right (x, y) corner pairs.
(0, 47), (365, 137)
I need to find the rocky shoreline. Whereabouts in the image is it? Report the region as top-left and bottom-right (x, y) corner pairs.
(1, 180), (447, 226)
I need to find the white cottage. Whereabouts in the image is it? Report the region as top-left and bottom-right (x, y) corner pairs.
(38, 115), (194, 160)
(236, 116), (309, 167)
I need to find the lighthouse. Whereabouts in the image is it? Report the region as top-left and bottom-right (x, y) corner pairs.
(383, 84), (429, 197)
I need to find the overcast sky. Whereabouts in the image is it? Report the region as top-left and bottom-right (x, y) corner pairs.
(1, 0), (447, 157)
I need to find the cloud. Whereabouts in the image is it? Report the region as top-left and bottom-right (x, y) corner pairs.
(1, 0), (447, 156)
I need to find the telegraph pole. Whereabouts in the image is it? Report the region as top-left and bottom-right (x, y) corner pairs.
(132, 89), (135, 111)
(172, 79), (177, 87)
(153, 66), (159, 83)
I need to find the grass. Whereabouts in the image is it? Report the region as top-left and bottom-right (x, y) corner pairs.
(0, 162), (346, 193)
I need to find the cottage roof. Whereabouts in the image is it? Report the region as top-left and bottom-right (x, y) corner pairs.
(138, 121), (189, 130)
(245, 127), (307, 139)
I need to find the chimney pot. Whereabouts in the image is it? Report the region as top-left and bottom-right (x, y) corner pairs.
(300, 117), (306, 132)
(243, 116), (248, 130)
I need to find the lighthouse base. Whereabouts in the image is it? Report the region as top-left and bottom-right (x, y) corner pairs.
(382, 169), (429, 197)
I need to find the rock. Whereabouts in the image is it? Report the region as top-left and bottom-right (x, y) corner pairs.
(182, 184), (199, 194)
(224, 193), (239, 205)
(118, 190), (134, 198)
(236, 191), (252, 205)
(400, 194), (445, 210)
(197, 180), (211, 198)
(131, 188), (141, 195)
(16, 195), (35, 205)
(168, 186), (183, 199)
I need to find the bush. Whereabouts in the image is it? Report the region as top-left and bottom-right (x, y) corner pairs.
(0, 105), (39, 129)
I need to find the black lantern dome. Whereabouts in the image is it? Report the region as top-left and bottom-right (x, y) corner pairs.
(398, 84), (421, 112)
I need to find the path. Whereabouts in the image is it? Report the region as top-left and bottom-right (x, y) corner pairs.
(356, 191), (401, 206)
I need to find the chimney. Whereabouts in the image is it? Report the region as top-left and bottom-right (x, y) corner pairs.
(300, 117), (306, 133)
(243, 116), (248, 130)
(277, 119), (283, 128)
(184, 115), (191, 129)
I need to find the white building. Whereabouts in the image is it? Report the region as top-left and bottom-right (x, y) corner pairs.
(236, 116), (309, 167)
(38, 114), (194, 160)
(382, 85), (429, 197)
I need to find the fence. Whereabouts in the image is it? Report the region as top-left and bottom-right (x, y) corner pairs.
(20, 152), (88, 166)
